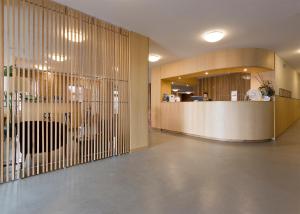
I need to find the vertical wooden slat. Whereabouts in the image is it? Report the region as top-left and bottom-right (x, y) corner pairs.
(41, 3), (45, 174)
(55, 9), (60, 169)
(16, 0), (20, 179)
(36, 3), (40, 175)
(83, 20), (86, 163)
(65, 9), (69, 168)
(26, 0), (30, 177)
(53, 6), (57, 171)
(10, 0), (16, 181)
(61, 11), (65, 168)
(20, 0), (25, 178)
(122, 35), (126, 154)
(78, 17), (83, 165)
(77, 14), (82, 165)
(32, 3), (36, 176)
(87, 20), (91, 162)
(100, 26), (103, 160)
(109, 28), (112, 158)
(126, 35), (129, 153)
(0, 0), (4, 183)
(49, 8), (53, 172)
(45, 5), (49, 173)
(69, 17), (72, 167)
(104, 27), (108, 159)
(5, 0), (9, 182)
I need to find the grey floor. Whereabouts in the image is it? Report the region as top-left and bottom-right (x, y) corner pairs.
(1, 121), (300, 214)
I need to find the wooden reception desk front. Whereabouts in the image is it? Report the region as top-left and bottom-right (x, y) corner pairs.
(160, 101), (274, 142)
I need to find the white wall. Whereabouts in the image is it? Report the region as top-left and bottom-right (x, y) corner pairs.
(250, 56), (300, 99)
(251, 71), (275, 90)
(275, 55), (300, 99)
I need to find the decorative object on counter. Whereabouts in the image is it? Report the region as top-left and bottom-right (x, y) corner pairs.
(169, 94), (175, 102)
(254, 73), (275, 101)
(162, 93), (169, 102)
(279, 88), (292, 98)
(245, 89), (262, 101)
(231, 90), (238, 101)
(175, 96), (181, 102)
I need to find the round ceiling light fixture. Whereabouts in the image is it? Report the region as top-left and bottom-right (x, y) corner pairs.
(243, 68), (248, 72)
(202, 30), (225, 43)
(205, 72), (209, 75)
(148, 54), (161, 62)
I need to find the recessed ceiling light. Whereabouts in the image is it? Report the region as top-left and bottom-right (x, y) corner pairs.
(148, 54), (161, 62)
(243, 68), (248, 72)
(178, 77), (182, 80)
(205, 72), (209, 75)
(202, 30), (225, 43)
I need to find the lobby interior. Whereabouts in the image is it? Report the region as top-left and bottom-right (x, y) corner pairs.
(1, 0), (300, 213)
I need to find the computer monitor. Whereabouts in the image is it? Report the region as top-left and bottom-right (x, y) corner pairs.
(191, 96), (203, 101)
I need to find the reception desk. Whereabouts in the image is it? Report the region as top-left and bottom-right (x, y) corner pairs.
(160, 101), (274, 141)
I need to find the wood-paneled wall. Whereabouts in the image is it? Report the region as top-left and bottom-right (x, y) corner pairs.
(0, 0), (131, 183)
(129, 32), (149, 151)
(198, 73), (250, 101)
(275, 96), (300, 137)
(161, 102), (274, 141)
(159, 48), (275, 79)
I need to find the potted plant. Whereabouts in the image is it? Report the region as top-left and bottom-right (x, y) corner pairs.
(255, 73), (275, 101)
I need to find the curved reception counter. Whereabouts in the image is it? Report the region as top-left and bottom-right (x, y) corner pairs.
(160, 102), (274, 142)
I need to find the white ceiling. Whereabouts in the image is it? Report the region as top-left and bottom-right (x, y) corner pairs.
(55, 0), (300, 69)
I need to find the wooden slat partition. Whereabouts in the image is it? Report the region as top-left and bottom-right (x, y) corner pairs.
(0, 0), (130, 183)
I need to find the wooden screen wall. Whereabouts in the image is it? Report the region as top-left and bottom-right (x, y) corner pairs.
(0, 0), (130, 183)
(198, 73), (250, 101)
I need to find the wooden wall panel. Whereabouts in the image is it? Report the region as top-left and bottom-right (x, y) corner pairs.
(0, 0), (130, 183)
(161, 102), (274, 141)
(275, 96), (300, 137)
(129, 32), (149, 151)
(159, 48), (275, 79)
(198, 73), (250, 101)
(151, 67), (161, 129)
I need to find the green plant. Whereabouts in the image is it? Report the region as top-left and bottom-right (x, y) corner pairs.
(259, 80), (275, 97)
(254, 73), (275, 97)
(4, 65), (13, 77)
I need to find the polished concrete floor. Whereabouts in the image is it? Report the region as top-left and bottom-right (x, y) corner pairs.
(1, 120), (300, 214)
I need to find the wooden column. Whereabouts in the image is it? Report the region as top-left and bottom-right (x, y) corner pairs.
(129, 32), (149, 151)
